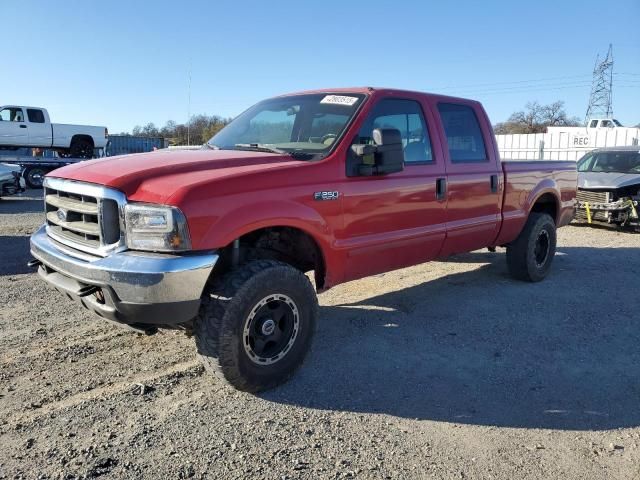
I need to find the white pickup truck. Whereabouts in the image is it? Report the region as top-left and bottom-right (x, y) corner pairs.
(0, 105), (108, 158)
(547, 118), (633, 134)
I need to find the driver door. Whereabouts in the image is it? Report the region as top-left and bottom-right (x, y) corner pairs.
(337, 96), (448, 281)
(0, 107), (28, 145)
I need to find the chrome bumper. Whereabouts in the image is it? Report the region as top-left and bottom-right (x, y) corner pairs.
(30, 225), (218, 327)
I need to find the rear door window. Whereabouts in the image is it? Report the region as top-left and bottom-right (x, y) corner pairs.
(437, 103), (487, 163)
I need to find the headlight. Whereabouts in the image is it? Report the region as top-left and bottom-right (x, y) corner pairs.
(124, 204), (191, 252)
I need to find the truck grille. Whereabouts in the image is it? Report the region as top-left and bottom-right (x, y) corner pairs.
(43, 178), (125, 257)
(576, 189), (609, 222)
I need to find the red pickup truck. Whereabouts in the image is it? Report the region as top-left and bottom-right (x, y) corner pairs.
(30, 88), (577, 392)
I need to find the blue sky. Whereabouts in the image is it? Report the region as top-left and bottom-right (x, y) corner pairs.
(3, 0), (639, 133)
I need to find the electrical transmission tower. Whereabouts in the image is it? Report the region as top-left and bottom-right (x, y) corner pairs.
(585, 44), (614, 123)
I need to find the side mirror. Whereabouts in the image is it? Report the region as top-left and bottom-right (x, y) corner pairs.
(351, 128), (404, 176)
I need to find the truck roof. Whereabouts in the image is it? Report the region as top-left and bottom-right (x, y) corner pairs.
(0, 105), (46, 110)
(273, 87), (480, 105)
(591, 145), (640, 152)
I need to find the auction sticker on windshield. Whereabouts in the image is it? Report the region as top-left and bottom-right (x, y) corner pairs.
(320, 95), (359, 106)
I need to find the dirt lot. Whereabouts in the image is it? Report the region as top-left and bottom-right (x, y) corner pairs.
(1, 190), (639, 480)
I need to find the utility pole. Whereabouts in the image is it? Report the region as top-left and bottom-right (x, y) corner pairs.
(585, 44), (614, 124)
(187, 60), (192, 146)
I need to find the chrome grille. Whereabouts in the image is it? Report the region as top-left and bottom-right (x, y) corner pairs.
(576, 189), (609, 222)
(43, 178), (126, 257)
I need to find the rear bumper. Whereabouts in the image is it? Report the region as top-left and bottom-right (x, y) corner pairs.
(30, 225), (218, 328)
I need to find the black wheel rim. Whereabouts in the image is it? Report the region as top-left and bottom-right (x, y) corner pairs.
(27, 169), (45, 187)
(243, 294), (299, 365)
(534, 229), (550, 267)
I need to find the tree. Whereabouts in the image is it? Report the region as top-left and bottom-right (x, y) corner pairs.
(129, 115), (231, 145)
(494, 101), (581, 134)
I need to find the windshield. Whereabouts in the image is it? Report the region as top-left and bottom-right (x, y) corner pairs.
(207, 93), (366, 156)
(577, 150), (640, 174)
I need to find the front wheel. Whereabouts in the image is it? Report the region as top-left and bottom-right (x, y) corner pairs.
(506, 212), (557, 282)
(194, 260), (318, 392)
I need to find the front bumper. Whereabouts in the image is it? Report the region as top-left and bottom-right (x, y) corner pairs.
(576, 198), (639, 225)
(30, 225), (218, 328)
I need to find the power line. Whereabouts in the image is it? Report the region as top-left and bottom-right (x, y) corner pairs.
(430, 72), (640, 94)
(432, 74), (593, 91)
(441, 81), (593, 96)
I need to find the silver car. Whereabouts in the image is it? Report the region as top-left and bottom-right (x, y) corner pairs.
(0, 163), (25, 198)
(576, 146), (640, 229)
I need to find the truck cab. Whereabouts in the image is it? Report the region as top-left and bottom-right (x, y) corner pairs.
(587, 118), (623, 129)
(29, 87), (577, 392)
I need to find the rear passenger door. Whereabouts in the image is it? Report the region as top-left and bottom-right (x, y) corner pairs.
(434, 102), (502, 256)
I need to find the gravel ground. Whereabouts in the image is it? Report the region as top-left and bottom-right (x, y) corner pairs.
(1, 190), (639, 479)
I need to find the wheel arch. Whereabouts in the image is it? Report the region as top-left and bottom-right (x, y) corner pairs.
(70, 134), (94, 149)
(529, 191), (559, 224)
(211, 223), (329, 290)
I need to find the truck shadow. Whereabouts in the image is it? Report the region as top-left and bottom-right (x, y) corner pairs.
(264, 246), (640, 431)
(0, 235), (32, 275)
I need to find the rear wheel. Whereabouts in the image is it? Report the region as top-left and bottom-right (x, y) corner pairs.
(23, 166), (48, 189)
(70, 138), (94, 158)
(194, 260), (318, 392)
(506, 212), (557, 282)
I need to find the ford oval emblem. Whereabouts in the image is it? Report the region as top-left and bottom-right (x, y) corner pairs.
(56, 209), (68, 222)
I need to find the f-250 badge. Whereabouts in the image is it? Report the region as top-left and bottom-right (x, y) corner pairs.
(314, 191), (339, 201)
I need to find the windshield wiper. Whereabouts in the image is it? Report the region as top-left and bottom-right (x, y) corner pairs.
(204, 142), (220, 150)
(234, 143), (287, 154)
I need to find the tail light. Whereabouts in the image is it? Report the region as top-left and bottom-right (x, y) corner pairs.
(105, 127), (109, 138)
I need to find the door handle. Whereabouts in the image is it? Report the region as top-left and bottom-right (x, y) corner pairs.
(490, 174), (498, 193)
(19, 125), (27, 128)
(436, 177), (447, 201)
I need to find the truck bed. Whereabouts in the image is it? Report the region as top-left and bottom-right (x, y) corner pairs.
(497, 159), (577, 245)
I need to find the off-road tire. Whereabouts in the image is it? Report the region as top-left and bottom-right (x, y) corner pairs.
(506, 212), (557, 282)
(193, 260), (318, 392)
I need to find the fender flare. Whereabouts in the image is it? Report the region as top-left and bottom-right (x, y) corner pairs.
(523, 179), (560, 222)
(200, 199), (333, 262)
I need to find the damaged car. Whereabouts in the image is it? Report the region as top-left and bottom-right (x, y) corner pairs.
(575, 146), (640, 229)
(0, 162), (25, 198)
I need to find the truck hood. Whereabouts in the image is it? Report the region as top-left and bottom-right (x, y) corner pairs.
(48, 149), (304, 203)
(578, 172), (640, 190)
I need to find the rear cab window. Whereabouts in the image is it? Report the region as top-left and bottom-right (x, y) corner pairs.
(27, 109), (45, 123)
(437, 103), (487, 163)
